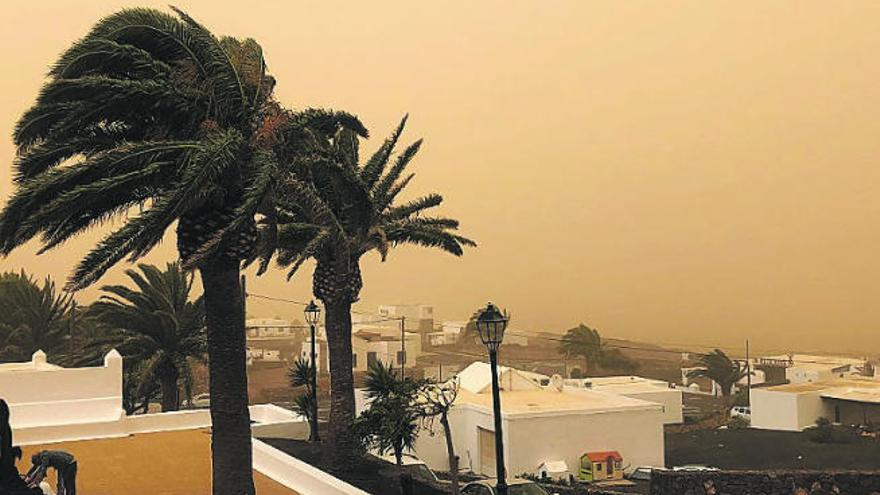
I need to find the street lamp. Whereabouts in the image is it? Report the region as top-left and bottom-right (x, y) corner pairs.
(475, 302), (510, 495)
(304, 300), (321, 442)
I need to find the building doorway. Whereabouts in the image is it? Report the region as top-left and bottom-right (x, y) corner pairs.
(478, 427), (496, 477)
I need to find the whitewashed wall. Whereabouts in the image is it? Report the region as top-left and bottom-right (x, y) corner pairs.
(1, 350), (123, 429)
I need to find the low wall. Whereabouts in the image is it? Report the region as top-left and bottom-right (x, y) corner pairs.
(651, 470), (880, 495)
(3, 350), (123, 428)
(14, 404), (304, 446)
(252, 439), (370, 495)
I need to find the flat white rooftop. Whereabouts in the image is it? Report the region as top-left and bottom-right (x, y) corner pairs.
(456, 387), (661, 418)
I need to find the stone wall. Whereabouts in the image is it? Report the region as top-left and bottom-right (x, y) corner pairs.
(651, 471), (880, 495)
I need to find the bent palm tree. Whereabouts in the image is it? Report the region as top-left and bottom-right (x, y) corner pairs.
(0, 8), (291, 492)
(687, 349), (748, 400)
(0, 271), (74, 362)
(251, 116), (475, 459)
(558, 323), (605, 374)
(88, 263), (206, 412)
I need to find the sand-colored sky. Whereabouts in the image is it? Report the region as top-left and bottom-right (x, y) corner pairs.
(2, 1), (879, 354)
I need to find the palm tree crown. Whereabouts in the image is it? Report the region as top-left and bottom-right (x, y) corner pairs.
(0, 7), (278, 286)
(253, 115), (475, 300)
(88, 263), (206, 412)
(687, 349), (749, 397)
(0, 271), (75, 362)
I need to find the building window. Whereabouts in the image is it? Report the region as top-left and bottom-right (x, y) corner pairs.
(397, 351), (406, 365)
(352, 353), (358, 368)
(367, 352), (378, 368)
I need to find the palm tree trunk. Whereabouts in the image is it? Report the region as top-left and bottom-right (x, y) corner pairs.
(200, 258), (255, 495)
(441, 412), (459, 495)
(324, 298), (357, 462)
(160, 368), (180, 412)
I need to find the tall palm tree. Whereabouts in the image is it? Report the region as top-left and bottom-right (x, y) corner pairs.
(687, 349), (749, 400)
(0, 8), (303, 492)
(251, 116), (475, 459)
(88, 263), (206, 412)
(0, 271), (74, 362)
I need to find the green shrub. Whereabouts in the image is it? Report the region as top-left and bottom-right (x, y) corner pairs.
(729, 416), (750, 429)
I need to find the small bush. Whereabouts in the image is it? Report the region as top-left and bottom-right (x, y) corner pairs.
(729, 416), (750, 429)
(569, 368), (584, 379)
(808, 417), (857, 444)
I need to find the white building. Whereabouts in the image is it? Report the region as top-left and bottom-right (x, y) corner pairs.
(302, 325), (422, 372)
(379, 362), (665, 479)
(564, 376), (683, 424)
(428, 321), (468, 346)
(760, 354), (867, 384)
(246, 318), (303, 339)
(751, 377), (880, 431)
(247, 347), (282, 365)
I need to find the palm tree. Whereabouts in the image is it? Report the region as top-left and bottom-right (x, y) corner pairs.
(87, 263), (206, 412)
(0, 8), (294, 492)
(251, 116), (475, 459)
(687, 349), (748, 400)
(288, 357), (318, 441)
(357, 362), (423, 464)
(559, 324), (605, 374)
(0, 271), (74, 362)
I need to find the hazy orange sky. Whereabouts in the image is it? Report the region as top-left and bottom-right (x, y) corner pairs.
(2, 1), (879, 354)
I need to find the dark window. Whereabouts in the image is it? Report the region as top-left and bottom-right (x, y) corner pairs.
(367, 352), (378, 368)
(397, 351), (406, 365)
(352, 353), (358, 368)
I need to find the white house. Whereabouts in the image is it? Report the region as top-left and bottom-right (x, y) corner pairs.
(386, 362), (665, 479)
(246, 318), (304, 339)
(302, 326), (422, 372)
(765, 354), (867, 384)
(751, 377), (880, 431)
(564, 376), (684, 424)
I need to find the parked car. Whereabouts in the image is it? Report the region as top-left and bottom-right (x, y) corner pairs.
(730, 406), (750, 419)
(373, 453), (446, 485)
(672, 465), (720, 472)
(462, 479), (558, 495)
(628, 466), (666, 481)
(186, 393), (211, 409)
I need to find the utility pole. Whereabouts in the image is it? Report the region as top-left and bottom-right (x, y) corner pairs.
(400, 316), (406, 380)
(745, 339), (751, 406)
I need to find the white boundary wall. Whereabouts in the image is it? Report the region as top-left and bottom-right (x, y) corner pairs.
(1, 350), (123, 429)
(253, 439), (370, 495)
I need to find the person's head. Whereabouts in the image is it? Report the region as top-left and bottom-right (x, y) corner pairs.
(0, 399), (9, 424)
(31, 452), (42, 465)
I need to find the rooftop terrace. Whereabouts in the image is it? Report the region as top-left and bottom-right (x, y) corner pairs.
(17, 429), (297, 494)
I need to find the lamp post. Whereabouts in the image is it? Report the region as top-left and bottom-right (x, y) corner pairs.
(304, 300), (321, 442)
(475, 302), (510, 495)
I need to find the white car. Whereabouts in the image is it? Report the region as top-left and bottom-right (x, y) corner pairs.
(462, 479), (557, 495)
(628, 466), (666, 481)
(187, 393), (211, 409)
(673, 465), (720, 472)
(730, 406), (751, 419)
(373, 453), (444, 485)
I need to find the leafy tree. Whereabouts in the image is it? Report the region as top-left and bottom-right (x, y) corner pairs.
(558, 323), (638, 375)
(0, 8), (299, 491)
(687, 349), (748, 399)
(252, 116), (475, 459)
(87, 263), (206, 412)
(559, 324), (605, 374)
(0, 271), (75, 362)
(288, 357), (318, 441)
(416, 379), (461, 495)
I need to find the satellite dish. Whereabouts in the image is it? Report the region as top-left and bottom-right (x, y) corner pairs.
(550, 374), (564, 392)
